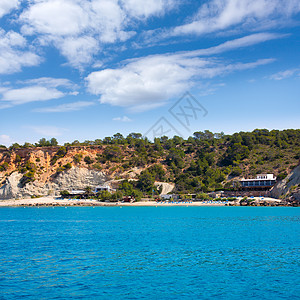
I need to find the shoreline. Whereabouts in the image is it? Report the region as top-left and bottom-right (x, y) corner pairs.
(0, 196), (285, 207)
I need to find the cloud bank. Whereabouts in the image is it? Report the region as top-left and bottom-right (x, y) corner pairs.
(19, 0), (177, 69)
(86, 34), (277, 111)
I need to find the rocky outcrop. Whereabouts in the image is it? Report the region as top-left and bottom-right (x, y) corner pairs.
(270, 164), (300, 199)
(154, 182), (175, 195)
(53, 167), (107, 191)
(0, 167), (107, 200)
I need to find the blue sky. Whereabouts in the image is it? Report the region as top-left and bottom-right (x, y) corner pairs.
(0, 0), (299, 146)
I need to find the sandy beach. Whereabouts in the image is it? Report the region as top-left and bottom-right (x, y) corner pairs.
(0, 196), (282, 207)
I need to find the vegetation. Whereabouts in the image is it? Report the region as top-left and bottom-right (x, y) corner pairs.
(60, 190), (70, 198)
(0, 162), (9, 172)
(0, 129), (299, 194)
(84, 156), (94, 165)
(19, 161), (37, 186)
(51, 147), (67, 165)
(56, 163), (72, 174)
(73, 153), (83, 164)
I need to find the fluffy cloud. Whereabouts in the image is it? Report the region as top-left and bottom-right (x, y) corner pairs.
(0, 0), (19, 18)
(1, 86), (64, 105)
(86, 55), (195, 111)
(86, 34), (276, 111)
(20, 0), (88, 36)
(19, 0), (176, 68)
(0, 29), (41, 74)
(122, 0), (176, 18)
(87, 55), (273, 111)
(172, 0), (300, 36)
(0, 77), (78, 107)
(56, 36), (100, 69)
(19, 0), (129, 68)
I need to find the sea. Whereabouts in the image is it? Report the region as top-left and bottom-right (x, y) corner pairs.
(0, 206), (299, 299)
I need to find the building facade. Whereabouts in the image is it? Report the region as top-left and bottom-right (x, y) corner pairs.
(240, 174), (276, 188)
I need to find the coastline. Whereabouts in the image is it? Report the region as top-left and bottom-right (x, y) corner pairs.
(0, 196), (283, 207)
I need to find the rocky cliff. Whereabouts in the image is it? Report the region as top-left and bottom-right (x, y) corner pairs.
(271, 163), (300, 200)
(0, 167), (107, 200)
(0, 146), (114, 199)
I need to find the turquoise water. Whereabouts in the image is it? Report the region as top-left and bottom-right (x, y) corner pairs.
(0, 207), (299, 299)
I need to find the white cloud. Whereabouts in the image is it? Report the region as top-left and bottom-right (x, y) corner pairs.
(122, 0), (176, 19)
(86, 54), (195, 111)
(0, 29), (41, 74)
(0, 134), (12, 146)
(0, 0), (19, 18)
(19, 0), (129, 68)
(20, 0), (88, 36)
(269, 68), (300, 80)
(86, 34), (276, 111)
(0, 77), (79, 108)
(21, 77), (77, 89)
(19, 0), (177, 68)
(56, 36), (100, 69)
(182, 33), (287, 57)
(1, 86), (64, 105)
(27, 126), (67, 137)
(172, 0), (300, 36)
(34, 101), (95, 113)
(19, 0), (124, 68)
(113, 116), (132, 122)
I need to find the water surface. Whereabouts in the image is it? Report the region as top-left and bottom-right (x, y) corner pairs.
(0, 207), (299, 299)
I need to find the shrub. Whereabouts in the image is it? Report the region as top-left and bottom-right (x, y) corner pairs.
(277, 171), (287, 181)
(230, 167), (242, 177)
(0, 162), (9, 172)
(51, 147), (67, 165)
(21, 171), (35, 186)
(56, 163), (72, 174)
(60, 190), (70, 198)
(73, 153), (82, 164)
(84, 156), (94, 165)
(92, 163), (102, 170)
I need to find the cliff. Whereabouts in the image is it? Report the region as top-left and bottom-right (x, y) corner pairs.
(0, 147), (112, 199)
(0, 167), (106, 200)
(270, 163), (300, 201)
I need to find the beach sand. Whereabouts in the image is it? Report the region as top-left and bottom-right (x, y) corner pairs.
(0, 197), (227, 207)
(0, 196), (282, 207)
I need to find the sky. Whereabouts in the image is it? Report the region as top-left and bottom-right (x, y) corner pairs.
(0, 0), (299, 146)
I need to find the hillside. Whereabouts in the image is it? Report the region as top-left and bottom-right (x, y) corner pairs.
(0, 129), (299, 200)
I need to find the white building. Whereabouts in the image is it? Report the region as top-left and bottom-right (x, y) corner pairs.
(94, 185), (115, 193)
(240, 174), (276, 188)
(161, 194), (178, 200)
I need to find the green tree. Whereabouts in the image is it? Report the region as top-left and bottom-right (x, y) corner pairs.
(84, 186), (93, 198)
(60, 190), (70, 198)
(137, 170), (155, 193)
(84, 156), (94, 164)
(50, 138), (58, 146)
(98, 190), (112, 201)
